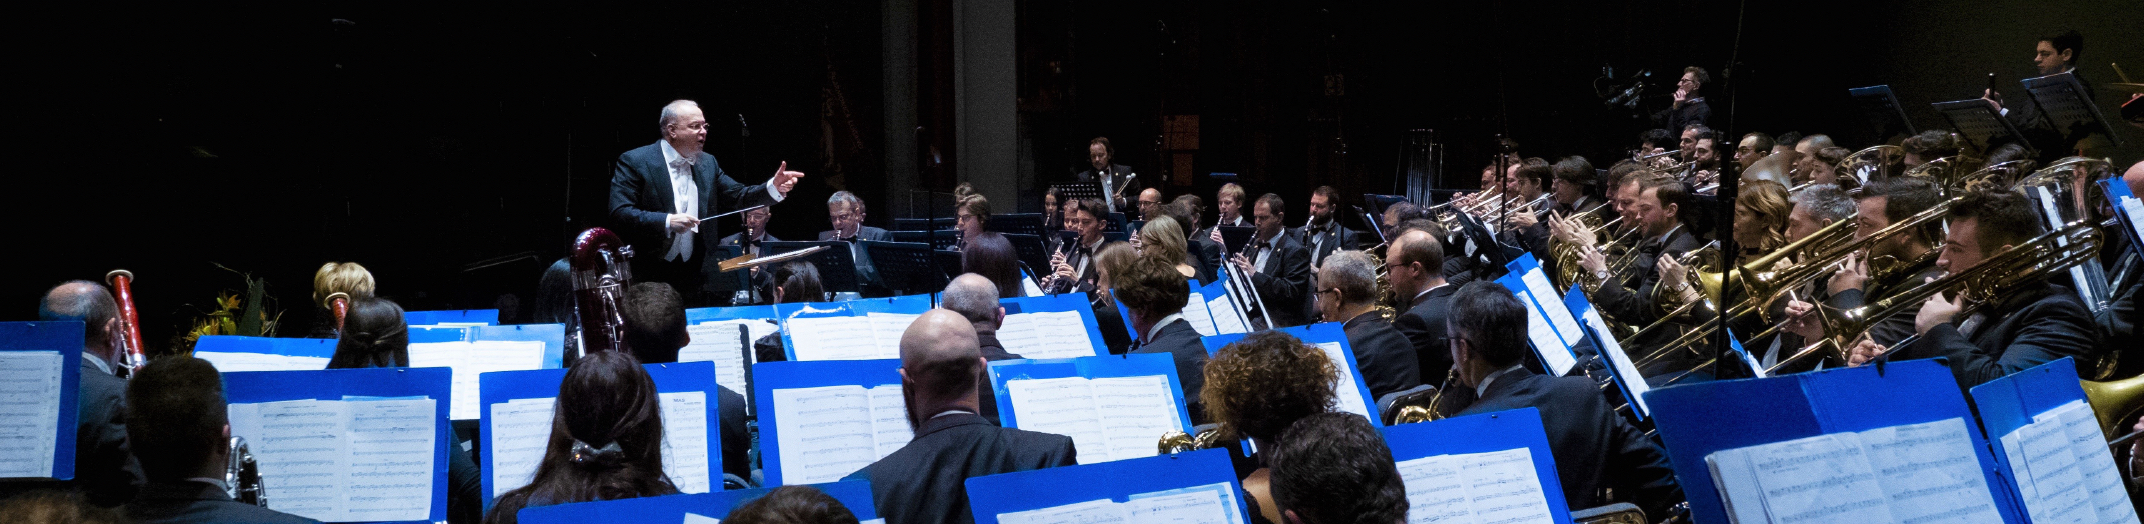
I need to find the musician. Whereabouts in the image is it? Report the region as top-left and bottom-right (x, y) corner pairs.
(1676, 124), (1712, 163)
(844, 310), (1077, 524)
(1135, 188), (1164, 221)
(1731, 180), (1792, 268)
(1046, 198), (1113, 295)
(724, 485), (861, 524)
(1652, 66), (1712, 136)
(1750, 184), (1854, 372)
(1793, 178), (1946, 349)
(307, 261), (374, 339)
(610, 100), (803, 305)
(1792, 134), (1835, 156)
(961, 232), (1028, 299)
(1379, 202), (1417, 243)
(1772, 131), (1803, 155)
(753, 261), (827, 364)
(119, 357), (318, 524)
(1110, 251), (1210, 422)
(1735, 132), (1774, 171)
(1231, 194), (1316, 327)
(1984, 30), (2093, 160)
(1847, 189), (2102, 388)
(1076, 137), (1139, 213)
(1795, 146), (1855, 191)
(1443, 282), (1683, 519)
(940, 274), (1025, 426)
(1635, 129), (1673, 161)
(1577, 175), (1702, 376)
(325, 296), (483, 523)
(1216, 183), (1251, 228)
(485, 351), (680, 524)
(14, 282), (143, 508)
(819, 191), (892, 242)
(1318, 251), (1422, 399)
(1294, 185), (1360, 268)
(1143, 216), (1212, 285)
(1900, 130), (1960, 169)
(1042, 186), (1063, 235)
(1688, 132), (1722, 192)
(718, 205), (780, 258)
(1169, 196), (1227, 280)
(2101, 162), (2142, 376)
(954, 194), (990, 250)
(1200, 330), (1342, 524)
(1549, 157), (1605, 216)
(1386, 230), (1458, 384)
(1267, 413), (1410, 524)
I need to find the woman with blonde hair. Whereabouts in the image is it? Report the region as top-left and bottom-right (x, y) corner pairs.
(310, 262), (376, 338)
(1138, 216), (1202, 283)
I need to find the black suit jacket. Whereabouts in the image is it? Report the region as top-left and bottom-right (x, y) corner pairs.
(817, 226), (893, 242)
(1245, 232), (1315, 328)
(1133, 319), (1210, 424)
(1653, 97), (1711, 134)
(1454, 369), (1683, 520)
(125, 480), (322, 524)
(976, 331), (1025, 426)
(1292, 221), (1360, 269)
(1342, 311), (1423, 400)
(608, 142), (780, 271)
(1897, 281), (2101, 388)
(77, 355), (142, 506)
(1826, 257), (1943, 348)
(844, 413), (1077, 524)
(1589, 227), (1702, 375)
(1076, 164), (1139, 213)
(1049, 238), (1117, 295)
(717, 231), (782, 257)
(1392, 285), (1460, 382)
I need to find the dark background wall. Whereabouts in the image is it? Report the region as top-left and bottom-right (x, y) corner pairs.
(6, 0), (2135, 351)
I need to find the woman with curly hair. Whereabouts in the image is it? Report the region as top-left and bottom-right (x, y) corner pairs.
(1199, 330), (1339, 524)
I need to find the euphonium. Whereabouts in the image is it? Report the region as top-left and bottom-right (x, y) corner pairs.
(227, 436), (266, 506)
(2082, 373), (2144, 445)
(569, 227), (635, 364)
(105, 270), (148, 377)
(1157, 428), (1227, 454)
(1839, 145), (1902, 183)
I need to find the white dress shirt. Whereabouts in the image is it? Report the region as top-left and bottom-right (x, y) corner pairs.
(660, 141), (701, 262)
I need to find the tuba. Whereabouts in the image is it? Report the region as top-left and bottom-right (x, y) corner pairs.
(569, 228), (635, 364)
(227, 436), (267, 506)
(105, 270), (149, 377)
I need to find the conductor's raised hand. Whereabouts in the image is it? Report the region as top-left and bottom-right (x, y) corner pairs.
(771, 161), (806, 196)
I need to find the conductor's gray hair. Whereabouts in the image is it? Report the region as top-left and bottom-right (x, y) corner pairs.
(659, 100), (700, 133)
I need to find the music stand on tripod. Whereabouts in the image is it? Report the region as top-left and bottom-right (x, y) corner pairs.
(861, 240), (952, 297)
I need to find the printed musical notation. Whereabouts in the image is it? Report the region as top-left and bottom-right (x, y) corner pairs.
(227, 398), (438, 522)
(769, 383), (911, 484)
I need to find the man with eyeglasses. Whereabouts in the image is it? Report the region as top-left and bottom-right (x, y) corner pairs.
(610, 99), (805, 306)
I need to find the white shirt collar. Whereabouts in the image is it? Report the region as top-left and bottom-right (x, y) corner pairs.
(658, 140), (695, 167)
(1412, 282), (1450, 302)
(1144, 314), (1185, 342)
(1474, 364), (1525, 398)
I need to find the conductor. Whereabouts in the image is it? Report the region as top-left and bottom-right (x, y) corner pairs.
(610, 99), (805, 305)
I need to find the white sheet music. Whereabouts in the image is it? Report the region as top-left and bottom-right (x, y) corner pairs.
(2004, 400), (2137, 524)
(1518, 269), (1585, 348)
(682, 322), (752, 395)
(2041, 401), (2141, 524)
(1748, 433), (1894, 523)
(785, 316), (884, 361)
(1709, 418), (2006, 524)
(1000, 484), (1239, 524)
(659, 391), (712, 494)
(768, 384), (911, 484)
(998, 499), (1127, 524)
(1123, 489), (1235, 524)
(1512, 291), (1578, 377)
(487, 397), (554, 497)
(408, 340), (546, 420)
(0, 351), (65, 478)
(1309, 342), (1374, 422)
(1855, 418), (2004, 524)
(1396, 454), (1472, 524)
(999, 311), (1099, 359)
(1206, 295), (1248, 335)
(229, 398), (438, 522)
(1006, 375), (1183, 464)
(195, 351), (330, 373)
(1181, 292), (1218, 336)
(1578, 308), (1648, 417)
(683, 513), (721, 524)
(1458, 449), (1555, 524)
(866, 312), (921, 358)
(1127, 482), (1244, 524)
(1023, 276), (1046, 298)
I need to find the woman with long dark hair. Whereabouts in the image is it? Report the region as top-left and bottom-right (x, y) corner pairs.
(327, 297), (409, 369)
(483, 351), (677, 524)
(961, 232), (1025, 299)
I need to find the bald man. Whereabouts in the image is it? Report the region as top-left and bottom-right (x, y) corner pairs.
(1136, 187), (1165, 221)
(1385, 231), (1459, 382)
(1, 281), (145, 506)
(940, 274), (1025, 424)
(844, 310), (1077, 524)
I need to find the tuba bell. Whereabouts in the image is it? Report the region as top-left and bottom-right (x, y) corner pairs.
(227, 436), (266, 506)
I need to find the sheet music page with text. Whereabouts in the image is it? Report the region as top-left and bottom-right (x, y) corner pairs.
(1395, 454), (1471, 524)
(785, 316), (882, 361)
(342, 398), (437, 522)
(1310, 342), (1375, 422)
(1206, 295), (1248, 335)
(1455, 449), (1555, 524)
(1005, 377), (1107, 464)
(1181, 292), (1218, 336)
(1090, 375), (1184, 462)
(866, 312), (921, 359)
(682, 323), (750, 394)
(770, 385), (878, 483)
(1854, 418), (2003, 523)
(1746, 433), (1893, 523)
(658, 391), (712, 494)
(487, 397), (554, 497)
(0, 351), (64, 478)
(867, 385), (913, 457)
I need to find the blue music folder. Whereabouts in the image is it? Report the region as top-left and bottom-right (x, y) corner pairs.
(1199, 322), (1383, 425)
(966, 448), (1249, 524)
(1644, 359), (2025, 524)
(1380, 408), (1573, 524)
(404, 309), (499, 326)
(987, 353), (1195, 434)
(0, 321), (83, 481)
(751, 359), (906, 486)
(221, 367), (455, 524)
(1000, 291), (1110, 355)
(1968, 356), (2125, 520)
(477, 361), (724, 510)
(516, 480), (878, 524)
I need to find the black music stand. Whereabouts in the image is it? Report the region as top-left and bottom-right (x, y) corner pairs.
(987, 213), (1047, 238)
(1217, 226), (1257, 254)
(894, 217), (956, 231)
(1362, 194), (1408, 215)
(1104, 212), (1128, 233)
(1127, 220), (1147, 236)
(1933, 99), (2032, 155)
(1848, 85), (1917, 143)
(700, 245), (750, 302)
(764, 241), (862, 293)
(861, 240), (951, 296)
(1051, 183), (1104, 208)
(1103, 232), (1128, 244)
(2023, 72), (2124, 147)
(932, 250), (965, 283)
(1003, 233), (1053, 279)
(890, 230), (961, 250)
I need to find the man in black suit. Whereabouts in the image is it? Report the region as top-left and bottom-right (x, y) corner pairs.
(1849, 189), (2102, 388)
(844, 310), (1078, 524)
(1076, 136), (1138, 214)
(618, 282), (753, 482)
(817, 191), (893, 242)
(1651, 67), (1711, 137)
(1046, 199), (1114, 295)
(1575, 175), (1702, 377)
(1445, 282), (1683, 520)
(941, 274), (1025, 425)
(1112, 250), (1211, 423)
(1161, 200), (1222, 285)
(1783, 178), (1946, 351)
(1984, 30), (2096, 162)
(1294, 186), (1360, 270)
(1385, 230), (1458, 386)
(1231, 194), (1315, 327)
(123, 357), (320, 524)
(610, 100), (804, 305)
(18, 281), (144, 507)
(718, 206), (780, 303)
(1316, 251), (1421, 400)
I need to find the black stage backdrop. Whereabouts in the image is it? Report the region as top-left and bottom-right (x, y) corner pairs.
(5, 0), (2136, 352)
